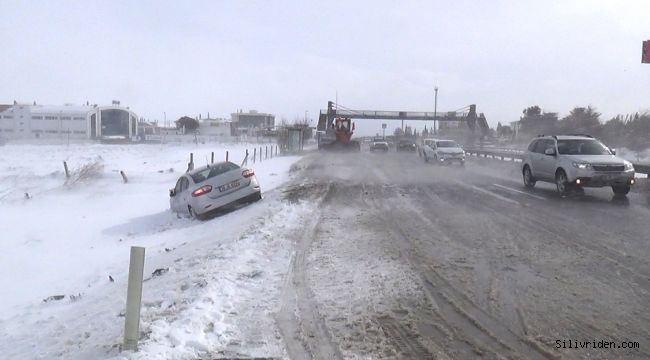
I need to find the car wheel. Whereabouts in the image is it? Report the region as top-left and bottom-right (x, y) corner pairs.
(555, 169), (569, 196)
(523, 165), (536, 188)
(612, 185), (630, 195)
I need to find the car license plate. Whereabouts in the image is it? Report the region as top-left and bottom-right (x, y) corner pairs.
(219, 180), (240, 192)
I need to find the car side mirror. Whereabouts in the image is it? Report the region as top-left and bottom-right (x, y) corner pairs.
(169, 189), (176, 197)
(610, 148), (616, 155)
(544, 148), (556, 156)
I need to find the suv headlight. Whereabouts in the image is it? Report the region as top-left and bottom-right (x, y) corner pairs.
(624, 161), (634, 171)
(572, 162), (591, 169)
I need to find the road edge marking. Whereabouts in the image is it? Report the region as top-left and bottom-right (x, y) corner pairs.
(491, 183), (547, 200)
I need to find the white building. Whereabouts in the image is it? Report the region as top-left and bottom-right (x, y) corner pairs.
(0, 102), (139, 141)
(198, 118), (232, 138)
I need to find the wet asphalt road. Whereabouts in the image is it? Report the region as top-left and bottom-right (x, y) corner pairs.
(277, 149), (650, 359)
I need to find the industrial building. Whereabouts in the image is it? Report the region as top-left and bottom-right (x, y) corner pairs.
(230, 110), (275, 135)
(198, 117), (232, 138)
(0, 101), (139, 141)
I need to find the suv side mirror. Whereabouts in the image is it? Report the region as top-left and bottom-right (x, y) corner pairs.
(544, 148), (556, 156)
(169, 189), (176, 197)
(610, 148), (616, 155)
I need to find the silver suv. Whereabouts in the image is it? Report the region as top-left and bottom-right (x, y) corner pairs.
(522, 135), (635, 195)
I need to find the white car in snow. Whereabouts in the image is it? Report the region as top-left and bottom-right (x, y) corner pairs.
(170, 161), (262, 219)
(422, 139), (466, 165)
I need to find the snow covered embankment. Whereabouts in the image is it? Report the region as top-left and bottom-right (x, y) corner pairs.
(0, 143), (306, 359)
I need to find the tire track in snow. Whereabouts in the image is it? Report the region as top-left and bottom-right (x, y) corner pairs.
(362, 180), (554, 360)
(275, 182), (343, 360)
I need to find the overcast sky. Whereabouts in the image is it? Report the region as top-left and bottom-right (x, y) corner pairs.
(1, 0), (649, 136)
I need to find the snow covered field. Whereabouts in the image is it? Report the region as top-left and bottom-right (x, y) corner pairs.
(0, 143), (306, 359)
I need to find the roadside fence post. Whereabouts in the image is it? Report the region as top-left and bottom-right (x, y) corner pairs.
(186, 153), (194, 173)
(123, 246), (145, 352)
(120, 170), (128, 184)
(63, 161), (70, 178)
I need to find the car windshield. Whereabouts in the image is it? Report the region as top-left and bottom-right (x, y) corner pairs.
(437, 141), (459, 148)
(557, 139), (611, 155)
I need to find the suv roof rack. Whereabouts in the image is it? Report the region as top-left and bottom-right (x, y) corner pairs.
(565, 134), (594, 138)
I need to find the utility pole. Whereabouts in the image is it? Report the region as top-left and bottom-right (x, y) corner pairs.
(434, 86), (438, 135)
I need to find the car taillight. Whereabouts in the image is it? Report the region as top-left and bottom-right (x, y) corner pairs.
(242, 169), (255, 178)
(191, 185), (212, 197)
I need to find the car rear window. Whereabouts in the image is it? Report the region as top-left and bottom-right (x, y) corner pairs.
(190, 162), (240, 183)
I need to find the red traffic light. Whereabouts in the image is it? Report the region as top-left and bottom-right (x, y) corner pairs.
(643, 40), (650, 64)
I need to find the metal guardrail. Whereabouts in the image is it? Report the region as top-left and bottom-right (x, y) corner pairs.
(465, 148), (650, 175)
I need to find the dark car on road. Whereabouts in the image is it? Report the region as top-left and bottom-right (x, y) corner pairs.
(396, 138), (417, 152)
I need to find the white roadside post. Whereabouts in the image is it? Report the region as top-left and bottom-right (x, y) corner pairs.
(123, 246), (146, 351)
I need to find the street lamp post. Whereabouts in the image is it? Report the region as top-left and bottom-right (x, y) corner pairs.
(434, 86), (438, 135)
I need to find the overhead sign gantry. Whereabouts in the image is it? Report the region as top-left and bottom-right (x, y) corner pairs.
(317, 101), (489, 135)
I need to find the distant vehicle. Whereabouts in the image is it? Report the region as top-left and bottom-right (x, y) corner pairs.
(370, 141), (389, 152)
(418, 138), (437, 157)
(396, 138), (417, 152)
(318, 117), (360, 151)
(522, 135), (635, 196)
(169, 161), (261, 219)
(423, 139), (465, 165)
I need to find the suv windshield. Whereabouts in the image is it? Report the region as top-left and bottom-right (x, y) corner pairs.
(437, 141), (459, 148)
(557, 139), (611, 155)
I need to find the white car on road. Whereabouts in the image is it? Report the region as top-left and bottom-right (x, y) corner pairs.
(423, 139), (466, 165)
(417, 138), (436, 157)
(522, 135), (635, 195)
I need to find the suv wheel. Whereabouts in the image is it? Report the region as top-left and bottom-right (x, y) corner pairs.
(612, 185), (630, 195)
(523, 165), (536, 188)
(555, 169), (569, 196)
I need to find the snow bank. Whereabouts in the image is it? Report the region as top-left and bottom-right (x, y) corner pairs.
(0, 143), (304, 359)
